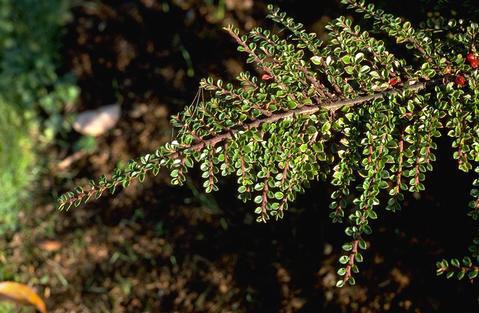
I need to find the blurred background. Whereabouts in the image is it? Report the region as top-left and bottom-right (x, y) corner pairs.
(1, 0), (479, 312)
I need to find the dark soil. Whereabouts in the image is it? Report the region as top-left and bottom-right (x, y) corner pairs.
(7, 1), (479, 312)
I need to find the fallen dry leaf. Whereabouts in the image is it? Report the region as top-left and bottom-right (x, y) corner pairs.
(73, 104), (121, 137)
(226, 0), (253, 10)
(0, 281), (47, 313)
(38, 240), (62, 252)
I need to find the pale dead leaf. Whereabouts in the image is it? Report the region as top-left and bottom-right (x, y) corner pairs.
(55, 150), (86, 171)
(0, 281), (47, 313)
(226, 0), (253, 10)
(73, 104), (121, 137)
(38, 240), (62, 252)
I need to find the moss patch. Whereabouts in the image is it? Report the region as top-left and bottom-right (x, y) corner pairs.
(0, 100), (36, 233)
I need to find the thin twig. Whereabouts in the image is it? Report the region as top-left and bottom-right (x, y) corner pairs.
(59, 77), (444, 208)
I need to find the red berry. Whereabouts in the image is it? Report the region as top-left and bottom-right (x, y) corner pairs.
(466, 52), (478, 68)
(261, 73), (273, 81)
(455, 75), (466, 86)
(389, 77), (399, 86)
(466, 52), (477, 63)
(470, 59), (479, 69)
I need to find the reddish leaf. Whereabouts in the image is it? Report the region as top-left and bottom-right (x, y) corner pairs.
(261, 73), (273, 81)
(389, 77), (399, 86)
(455, 75), (466, 86)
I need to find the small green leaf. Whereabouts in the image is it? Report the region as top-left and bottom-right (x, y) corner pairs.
(468, 269), (478, 279)
(341, 55), (352, 64)
(367, 210), (378, 219)
(310, 56), (322, 65)
(274, 191), (284, 200)
(358, 239), (367, 250)
(339, 255), (350, 264)
(342, 243), (353, 251)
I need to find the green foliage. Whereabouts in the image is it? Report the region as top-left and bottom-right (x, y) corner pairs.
(0, 303), (16, 313)
(60, 0), (479, 288)
(0, 102), (36, 234)
(0, 0), (78, 231)
(0, 0), (79, 142)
